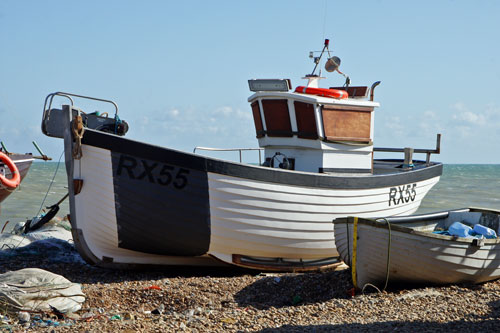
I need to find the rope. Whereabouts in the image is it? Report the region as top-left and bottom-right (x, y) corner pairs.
(72, 115), (85, 160)
(362, 283), (382, 294)
(381, 218), (392, 291)
(114, 113), (122, 134)
(351, 217), (358, 290)
(1, 220), (9, 233)
(361, 218), (392, 293)
(346, 219), (351, 267)
(35, 151), (64, 217)
(348, 217), (392, 294)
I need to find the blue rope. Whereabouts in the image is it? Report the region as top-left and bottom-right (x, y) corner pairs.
(114, 114), (122, 134)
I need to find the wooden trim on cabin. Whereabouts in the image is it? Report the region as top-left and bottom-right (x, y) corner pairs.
(294, 101), (318, 139)
(262, 99), (293, 137)
(321, 105), (372, 143)
(251, 101), (265, 138)
(324, 137), (373, 144)
(323, 104), (374, 112)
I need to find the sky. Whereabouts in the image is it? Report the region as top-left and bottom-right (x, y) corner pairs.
(1, 1), (499, 164)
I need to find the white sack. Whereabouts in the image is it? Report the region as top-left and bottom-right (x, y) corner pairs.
(0, 268), (85, 314)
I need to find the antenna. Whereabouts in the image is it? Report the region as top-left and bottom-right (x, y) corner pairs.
(309, 39), (330, 76)
(307, 39), (351, 87)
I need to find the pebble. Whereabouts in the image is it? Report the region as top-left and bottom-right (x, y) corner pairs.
(17, 311), (30, 323)
(1, 255), (500, 331)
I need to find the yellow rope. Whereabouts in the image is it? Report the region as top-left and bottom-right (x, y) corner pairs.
(351, 216), (358, 289)
(382, 218), (392, 291)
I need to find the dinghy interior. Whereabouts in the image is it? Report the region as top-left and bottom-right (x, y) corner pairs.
(336, 208), (500, 237)
(41, 40), (443, 271)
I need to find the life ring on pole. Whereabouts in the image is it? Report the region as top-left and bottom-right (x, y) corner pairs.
(295, 86), (349, 99)
(0, 152), (20, 189)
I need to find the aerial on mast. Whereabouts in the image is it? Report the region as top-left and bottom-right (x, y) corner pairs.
(307, 39), (350, 87)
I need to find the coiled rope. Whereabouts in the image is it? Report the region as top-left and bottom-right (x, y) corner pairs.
(361, 218), (392, 293)
(347, 217), (393, 294)
(72, 115), (85, 160)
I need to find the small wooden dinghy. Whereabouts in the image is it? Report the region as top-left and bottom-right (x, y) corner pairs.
(334, 208), (500, 290)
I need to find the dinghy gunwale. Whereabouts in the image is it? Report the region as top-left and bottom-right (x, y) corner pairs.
(334, 207), (500, 246)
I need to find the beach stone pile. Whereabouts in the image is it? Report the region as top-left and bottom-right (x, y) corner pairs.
(0, 223), (499, 331)
(1, 251), (499, 332)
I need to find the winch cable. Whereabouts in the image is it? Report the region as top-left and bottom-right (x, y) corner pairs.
(35, 150), (65, 218)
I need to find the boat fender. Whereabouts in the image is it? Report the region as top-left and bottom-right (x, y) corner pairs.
(294, 86), (348, 99)
(0, 151), (20, 189)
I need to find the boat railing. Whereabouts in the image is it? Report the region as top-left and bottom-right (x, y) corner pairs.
(194, 134), (440, 166)
(193, 147), (264, 164)
(374, 134), (441, 166)
(42, 92), (129, 139)
(43, 91), (119, 118)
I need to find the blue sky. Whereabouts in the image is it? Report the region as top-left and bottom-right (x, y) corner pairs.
(1, 1), (499, 164)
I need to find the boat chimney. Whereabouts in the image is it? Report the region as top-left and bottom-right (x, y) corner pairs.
(302, 75), (326, 88)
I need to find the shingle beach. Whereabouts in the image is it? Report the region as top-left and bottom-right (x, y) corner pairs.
(1, 240), (499, 332)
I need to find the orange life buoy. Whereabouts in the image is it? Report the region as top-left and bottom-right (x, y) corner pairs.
(294, 86), (348, 99)
(0, 152), (20, 189)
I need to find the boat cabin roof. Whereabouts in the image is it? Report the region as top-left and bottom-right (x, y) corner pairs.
(248, 91), (380, 108)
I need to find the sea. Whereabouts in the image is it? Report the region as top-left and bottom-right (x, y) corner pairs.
(0, 163), (499, 233)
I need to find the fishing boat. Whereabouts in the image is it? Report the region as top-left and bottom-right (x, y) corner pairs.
(41, 40), (443, 270)
(333, 208), (500, 290)
(0, 140), (52, 208)
(0, 152), (35, 204)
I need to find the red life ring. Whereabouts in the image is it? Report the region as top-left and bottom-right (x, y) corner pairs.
(294, 86), (348, 99)
(0, 152), (20, 189)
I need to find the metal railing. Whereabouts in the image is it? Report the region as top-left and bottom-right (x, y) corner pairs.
(193, 134), (441, 167)
(43, 91), (119, 117)
(373, 134), (441, 165)
(193, 147), (264, 164)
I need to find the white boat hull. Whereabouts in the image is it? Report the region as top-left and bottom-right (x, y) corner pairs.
(207, 172), (439, 265)
(68, 138), (440, 270)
